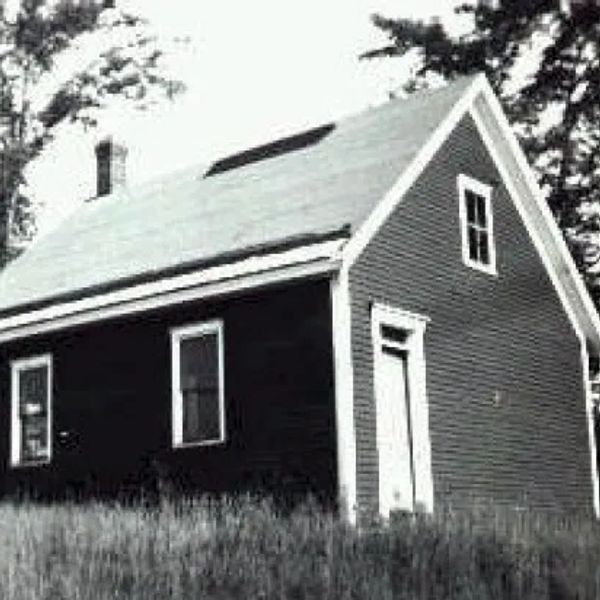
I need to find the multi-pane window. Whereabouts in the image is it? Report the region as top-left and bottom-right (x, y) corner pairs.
(458, 174), (496, 275)
(171, 320), (225, 447)
(465, 189), (490, 265)
(11, 355), (52, 466)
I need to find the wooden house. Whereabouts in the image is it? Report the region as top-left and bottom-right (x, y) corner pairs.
(0, 75), (598, 521)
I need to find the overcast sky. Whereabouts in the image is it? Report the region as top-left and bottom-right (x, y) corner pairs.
(29, 0), (468, 234)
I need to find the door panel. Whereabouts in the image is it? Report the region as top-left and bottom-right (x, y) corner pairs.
(378, 347), (415, 514)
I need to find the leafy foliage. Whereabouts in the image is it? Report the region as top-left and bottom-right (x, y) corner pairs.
(362, 1), (600, 301)
(0, 0), (185, 265)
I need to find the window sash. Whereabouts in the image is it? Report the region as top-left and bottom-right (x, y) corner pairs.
(10, 355), (52, 467)
(171, 320), (225, 448)
(458, 174), (496, 274)
(467, 223), (490, 265)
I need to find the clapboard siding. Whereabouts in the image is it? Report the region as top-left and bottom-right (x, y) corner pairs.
(350, 114), (593, 514)
(0, 278), (337, 505)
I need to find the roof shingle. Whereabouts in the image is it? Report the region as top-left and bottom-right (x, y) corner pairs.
(0, 76), (476, 314)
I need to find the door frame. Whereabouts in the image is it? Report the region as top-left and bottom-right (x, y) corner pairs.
(371, 303), (434, 516)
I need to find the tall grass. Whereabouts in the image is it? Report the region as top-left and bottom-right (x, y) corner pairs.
(1, 497), (600, 599)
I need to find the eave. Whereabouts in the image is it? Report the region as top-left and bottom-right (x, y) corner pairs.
(0, 238), (345, 344)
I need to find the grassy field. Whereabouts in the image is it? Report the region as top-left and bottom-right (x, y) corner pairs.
(1, 497), (600, 599)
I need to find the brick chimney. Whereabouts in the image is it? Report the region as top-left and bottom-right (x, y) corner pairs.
(95, 137), (127, 197)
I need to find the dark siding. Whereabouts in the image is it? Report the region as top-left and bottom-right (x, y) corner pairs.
(0, 279), (337, 506)
(350, 115), (593, 514)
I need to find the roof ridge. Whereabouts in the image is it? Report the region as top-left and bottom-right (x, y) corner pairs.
(82, 75), (481, 205)
(0, 74), (477, 316)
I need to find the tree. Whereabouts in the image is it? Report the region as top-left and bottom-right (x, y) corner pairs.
(0, 0), (184, 265)
(361, 0), (600, 301)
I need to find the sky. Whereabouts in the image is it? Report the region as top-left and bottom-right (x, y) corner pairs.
(26, 0), (470, 235)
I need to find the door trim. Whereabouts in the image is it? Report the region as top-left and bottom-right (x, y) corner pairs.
(371, 303), (434, 516)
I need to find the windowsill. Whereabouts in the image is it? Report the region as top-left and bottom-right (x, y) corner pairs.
(10, 458), (51, 469)
(172, 437), (226, 450)
(463, 257), (498, 277)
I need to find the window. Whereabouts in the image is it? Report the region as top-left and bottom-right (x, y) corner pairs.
(10, 354), (52, 467)
(171, 320), (225, 447)
(457, 174), (496, 275)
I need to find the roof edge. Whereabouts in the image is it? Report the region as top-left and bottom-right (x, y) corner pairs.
(474, 77), (600, 349)
(0, 226), (350, 320)
(0, 238), (345, 343)
(340, 73), (487, 267)
(340, 72), (600, 350)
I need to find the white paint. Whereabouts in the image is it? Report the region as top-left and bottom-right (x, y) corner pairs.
(377, 348), (415, 512)
(0, 239), (344, 343)
(330, 269), (358, 524)
(170, 320), (226, 449)
(371, 303), (434, 516)
(457, 173), (497, 276)
(580, 342), (600, 517)
(10, 354), (53, 468)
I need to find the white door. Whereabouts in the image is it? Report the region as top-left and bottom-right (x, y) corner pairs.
(378, 346), (415, 515)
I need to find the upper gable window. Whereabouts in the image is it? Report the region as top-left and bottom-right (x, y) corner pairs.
(10, 354), (53, 467)
(457, 174), (496, 275)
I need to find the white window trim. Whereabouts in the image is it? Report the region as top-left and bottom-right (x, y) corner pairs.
(371, 303), (434, 516)
(170, 319), (226, 449)
(457, 173), (497, 276)
(10, 353), (53, 468)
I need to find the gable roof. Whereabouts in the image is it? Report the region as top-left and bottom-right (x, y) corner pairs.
(0, 74), (598, 352)
(0, 76), (475, 318)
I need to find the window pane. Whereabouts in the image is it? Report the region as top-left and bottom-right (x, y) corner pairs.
(18, 366), (49, 462)
(465, 191), (477, 224)
(467, 226), (479, 261)
(476, 194), (487, 227)
(381, 325), (410, 345)
(21, 415), (48, 462)
(19, 366), (47, 415)
(182, 389), (220, 443)
(479, 232), (490, 265)
(179, 333), (221, 444)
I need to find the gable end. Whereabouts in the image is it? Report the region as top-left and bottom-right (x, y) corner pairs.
(348, 111), (596, 515)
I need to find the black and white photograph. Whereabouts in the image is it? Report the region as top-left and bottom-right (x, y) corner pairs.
(0, 0), (599, 597)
